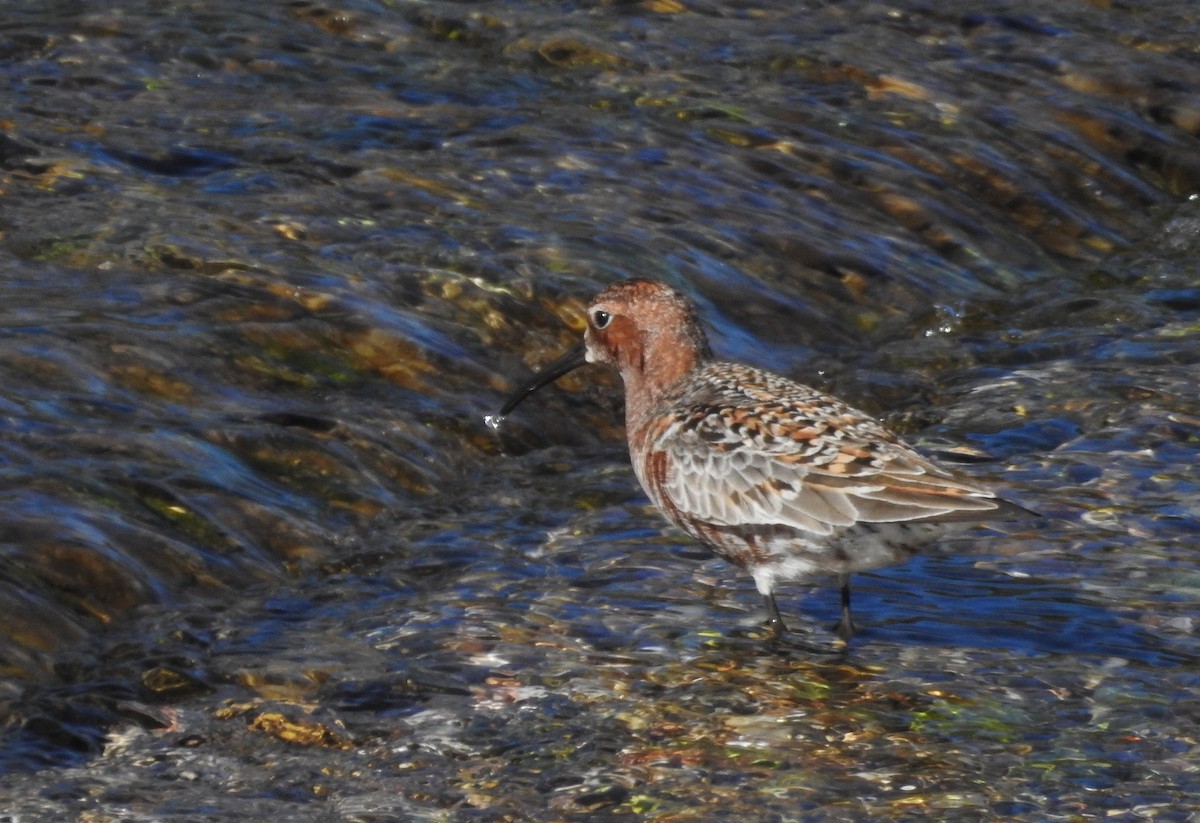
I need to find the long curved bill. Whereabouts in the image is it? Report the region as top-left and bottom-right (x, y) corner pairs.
(489, 343), (588, 426)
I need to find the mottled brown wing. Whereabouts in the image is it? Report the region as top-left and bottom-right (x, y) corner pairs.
(654, 399), (1002, 536)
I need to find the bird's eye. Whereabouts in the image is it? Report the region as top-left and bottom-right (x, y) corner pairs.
(591, 309), (612, 329)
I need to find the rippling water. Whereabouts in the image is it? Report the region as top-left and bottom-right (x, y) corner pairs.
(2, 0), (1200, 818)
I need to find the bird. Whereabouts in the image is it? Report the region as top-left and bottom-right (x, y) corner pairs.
(493, 278), (1023, 642)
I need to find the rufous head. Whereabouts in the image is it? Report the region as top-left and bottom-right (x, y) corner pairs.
(495, 279), (712, 421)
(583, 279), (712, 378)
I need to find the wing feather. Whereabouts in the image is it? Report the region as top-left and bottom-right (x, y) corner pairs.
(649, 366), (1003, 535)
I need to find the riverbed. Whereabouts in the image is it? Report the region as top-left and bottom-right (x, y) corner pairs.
(1, 1), (1199, 819)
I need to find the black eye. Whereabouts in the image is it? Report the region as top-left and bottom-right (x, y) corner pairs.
(591, 309), (612, 329)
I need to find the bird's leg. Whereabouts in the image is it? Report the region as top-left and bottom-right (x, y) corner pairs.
(833, 574), (856, 641)
(763, 591), (787, 640)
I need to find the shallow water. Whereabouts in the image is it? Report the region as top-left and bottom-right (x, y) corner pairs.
(2, 0), (1200, 819)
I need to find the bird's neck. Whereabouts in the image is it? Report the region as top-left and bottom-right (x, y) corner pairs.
(621, 344), (705, 436)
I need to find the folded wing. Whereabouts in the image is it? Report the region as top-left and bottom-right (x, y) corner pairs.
(654, 378), (1002, 536)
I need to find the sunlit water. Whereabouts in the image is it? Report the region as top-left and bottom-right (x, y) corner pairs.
(2, 0), (1200, 819)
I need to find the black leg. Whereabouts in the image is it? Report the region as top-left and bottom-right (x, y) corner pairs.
(758, 590), (847, 655)
(763, 591), (787, 640)
(833, 574), (856, 641)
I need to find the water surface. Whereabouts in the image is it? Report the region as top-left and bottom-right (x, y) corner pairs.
(2, 0), (1200, 819)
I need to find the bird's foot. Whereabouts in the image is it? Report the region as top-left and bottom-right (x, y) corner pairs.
(757, 618), (844, 656)
(764, 614), (787, 642)
(832, 613), (857, 643)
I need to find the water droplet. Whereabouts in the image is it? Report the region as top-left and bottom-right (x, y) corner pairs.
(483, 413), (505, 430)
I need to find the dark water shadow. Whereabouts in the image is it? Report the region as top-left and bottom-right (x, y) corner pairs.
(787, 554), (1199, 669)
